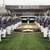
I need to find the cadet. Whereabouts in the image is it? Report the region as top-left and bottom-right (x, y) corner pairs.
(6, 16), (12, 34)
(1, 16), (7, 38)
(43, 16), (48, 38)
(48, 17), (50, 40)
(0, 16), (2, 41)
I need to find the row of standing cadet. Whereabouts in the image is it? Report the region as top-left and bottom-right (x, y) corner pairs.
(0, 16), (21, 42)
(36, 16), (50, 40)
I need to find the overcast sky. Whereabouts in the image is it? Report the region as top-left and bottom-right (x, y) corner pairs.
(0, 0), (50, 5)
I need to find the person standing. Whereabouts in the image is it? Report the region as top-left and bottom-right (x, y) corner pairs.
(47, 17), (50, 40)
(43, 16), (48, 38)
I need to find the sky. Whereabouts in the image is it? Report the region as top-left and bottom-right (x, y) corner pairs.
(0, 0), (50, 5)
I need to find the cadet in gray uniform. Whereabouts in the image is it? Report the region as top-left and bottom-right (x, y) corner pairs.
(11, 17), (15, 31)
(6, 16), (12, 34)
(12, 17), (16, 30)
(37, 16), (43, 32)
(10, 16), (13, 31)
(39, 16), (44, 32)
(40, 16), (45, 33)
(47, 17), (50, 40)
(0, 16), (2, 41)
(43, 16), (48, 38)
(15, 18), (21, 27)
(36, 16), (41, 29)
(1, 16), (7, 38)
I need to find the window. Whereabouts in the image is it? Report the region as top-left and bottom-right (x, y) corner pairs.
(29, 20), (34, 23)
(22, 20), (27, 23)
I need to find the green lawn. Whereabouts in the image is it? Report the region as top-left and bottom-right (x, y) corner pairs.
(0, 32), (50, 50)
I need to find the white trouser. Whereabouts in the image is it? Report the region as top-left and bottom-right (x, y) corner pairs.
(6, 26), (11, 34)
(11, 25), (15, 31)
(0, 30), (2, 41)
(11, 24), (16, 31)
(40, 26), (44, 32)
(1, 29), (6, 38)
(43, 27), (48, 37)
(48, 30), (50, 38)
(14, 24), (17, 29)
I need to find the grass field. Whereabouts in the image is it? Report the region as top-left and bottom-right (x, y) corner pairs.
(0, 32), (50, 50)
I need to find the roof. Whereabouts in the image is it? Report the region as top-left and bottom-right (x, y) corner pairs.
(5, 5), (50, 10)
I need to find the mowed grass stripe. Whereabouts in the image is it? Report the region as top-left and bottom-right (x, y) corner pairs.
(19, 32), (45, 50)
(0, 32), (50, 50)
